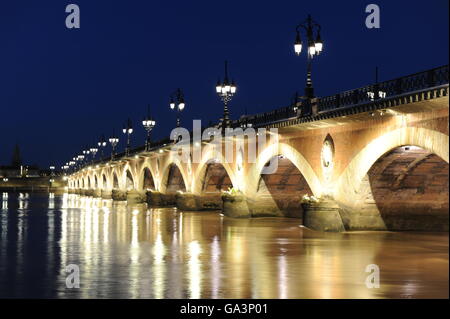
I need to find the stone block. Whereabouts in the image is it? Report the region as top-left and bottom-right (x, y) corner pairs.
(146, 191), (163, 206)
(176, 192), (198, 210)
(222, 193), (251, 218)
(127, 189), (146, 204)
(302, 198), (345, 232)
(101, 190), (112, 199)
(112, 189), (127, 201)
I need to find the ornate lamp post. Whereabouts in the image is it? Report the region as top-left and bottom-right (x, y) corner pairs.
(82, 146), (90, 167)
(142, 105), (156, 151)
(90, 146), (98, 164)
(294, 14), (324, 99)
(77, 154), (85, 169)
(69, 161), (76, 173)
(216, 60), (237, 134)
(169, 88), (185, 127)
(122, 118), (133, 156)
(109, 130), (119, 160)
(97, 135), (107, 159)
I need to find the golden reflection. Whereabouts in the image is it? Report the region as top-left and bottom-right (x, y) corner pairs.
(187, 240), (202, 299)
(2, 192), (8, 210)
(18, 193), (29, 210)
(53, 195), (448, 299)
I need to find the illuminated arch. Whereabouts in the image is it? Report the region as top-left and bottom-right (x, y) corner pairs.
(139, 165), (157, 191)
(335, 127), (449, 206)
(125, 169), (135, 190)
(246, 142), (322, 197)
(102, 174), (108, 189)
(160, 160), (189, 193)
(112, 172), (120, 189)
(192, 148), (237, 195)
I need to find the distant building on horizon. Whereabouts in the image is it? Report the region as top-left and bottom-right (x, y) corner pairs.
(0, 144), (41, 178)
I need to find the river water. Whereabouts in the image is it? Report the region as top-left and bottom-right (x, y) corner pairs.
(0, 192), (447, 299)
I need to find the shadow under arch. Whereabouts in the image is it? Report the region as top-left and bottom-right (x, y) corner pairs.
(246, 142), (322, 198)
(335, 127), (449, 231)
(125, 169), (135, 190)
(112, 172), (119, 189)
(251, 154), (314, 218)
(102, 174), (108, 190)
(160, 163), (187, 193)
(140, 166), (156, 191)
(192, 150), (237, 195)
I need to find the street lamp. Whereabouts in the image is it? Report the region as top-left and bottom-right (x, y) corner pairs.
(169, 88), (185, 127)
(142, 105), (156, 151)
(98, 135), (107, 159)
(82, 146), (90, 166)
(77, 154), (85, 169)
(122, 118), (133, 156)
(294, 14), (323, 99)
(216, 60), (237, 134)
(90, 146), (98, 164)
(109, 130), (119, 160)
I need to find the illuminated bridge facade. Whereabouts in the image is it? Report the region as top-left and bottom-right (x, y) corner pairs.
(68, 65), (449, 232)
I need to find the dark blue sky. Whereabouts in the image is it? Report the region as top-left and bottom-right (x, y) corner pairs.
(0, 0), (448, 168)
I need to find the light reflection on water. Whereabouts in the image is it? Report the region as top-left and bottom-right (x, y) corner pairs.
(0, 193), (448, 299)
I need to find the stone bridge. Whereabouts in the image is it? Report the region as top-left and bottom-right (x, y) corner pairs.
(68, 65), (449, 232)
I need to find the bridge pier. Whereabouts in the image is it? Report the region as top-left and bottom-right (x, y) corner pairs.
(85, 189), (94, 197)
(160, 193), (177, 206)
(146, 190), (163, 206)
(302, 197), (345, 232)
(92, 189), (102, 197)
(126, 189), (146, 204)
(221, 193), (251, 218)
(112, 189), (127, 201)
(101, 190), (112, 199)
(176, 192), (197, 210)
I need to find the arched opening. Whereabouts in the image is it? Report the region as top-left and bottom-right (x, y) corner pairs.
(142, 168), (155, 191)
(202, 162), (233, 193)
(197, 161), (234, 209)
(165, 164), (186, 193)
(126, 170), (134, 190)
(87, 176), (91, 189)
(102, 174), (108, 189)
(363, 145), (449, 231)
(113, 173), (119, 189)
(94, 175), (98, 188)
(82, 179), (85, 189)
(253, 155), (313, 218)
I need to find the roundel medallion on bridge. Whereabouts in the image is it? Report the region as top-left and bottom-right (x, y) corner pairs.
(321, 134), (335, 177)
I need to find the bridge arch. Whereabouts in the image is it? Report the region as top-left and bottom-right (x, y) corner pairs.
(246, 142), (322, 197)
(160, 161), (188, 193)
(102, 174), (108, 190)
(139, 165), (156, 191)
(192, 148), (237, 195)
(336, 127), (449, 231)
(112, 172), (120, 189)
(125, 169), (135, 190)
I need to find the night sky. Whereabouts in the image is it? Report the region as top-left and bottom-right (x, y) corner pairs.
(0, 0), (448, 168)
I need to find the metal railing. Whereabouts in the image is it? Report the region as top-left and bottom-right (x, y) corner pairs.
(239, 65), (448, 126)
(71, 65), (448, 173)
(317, 64), (448, 111)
